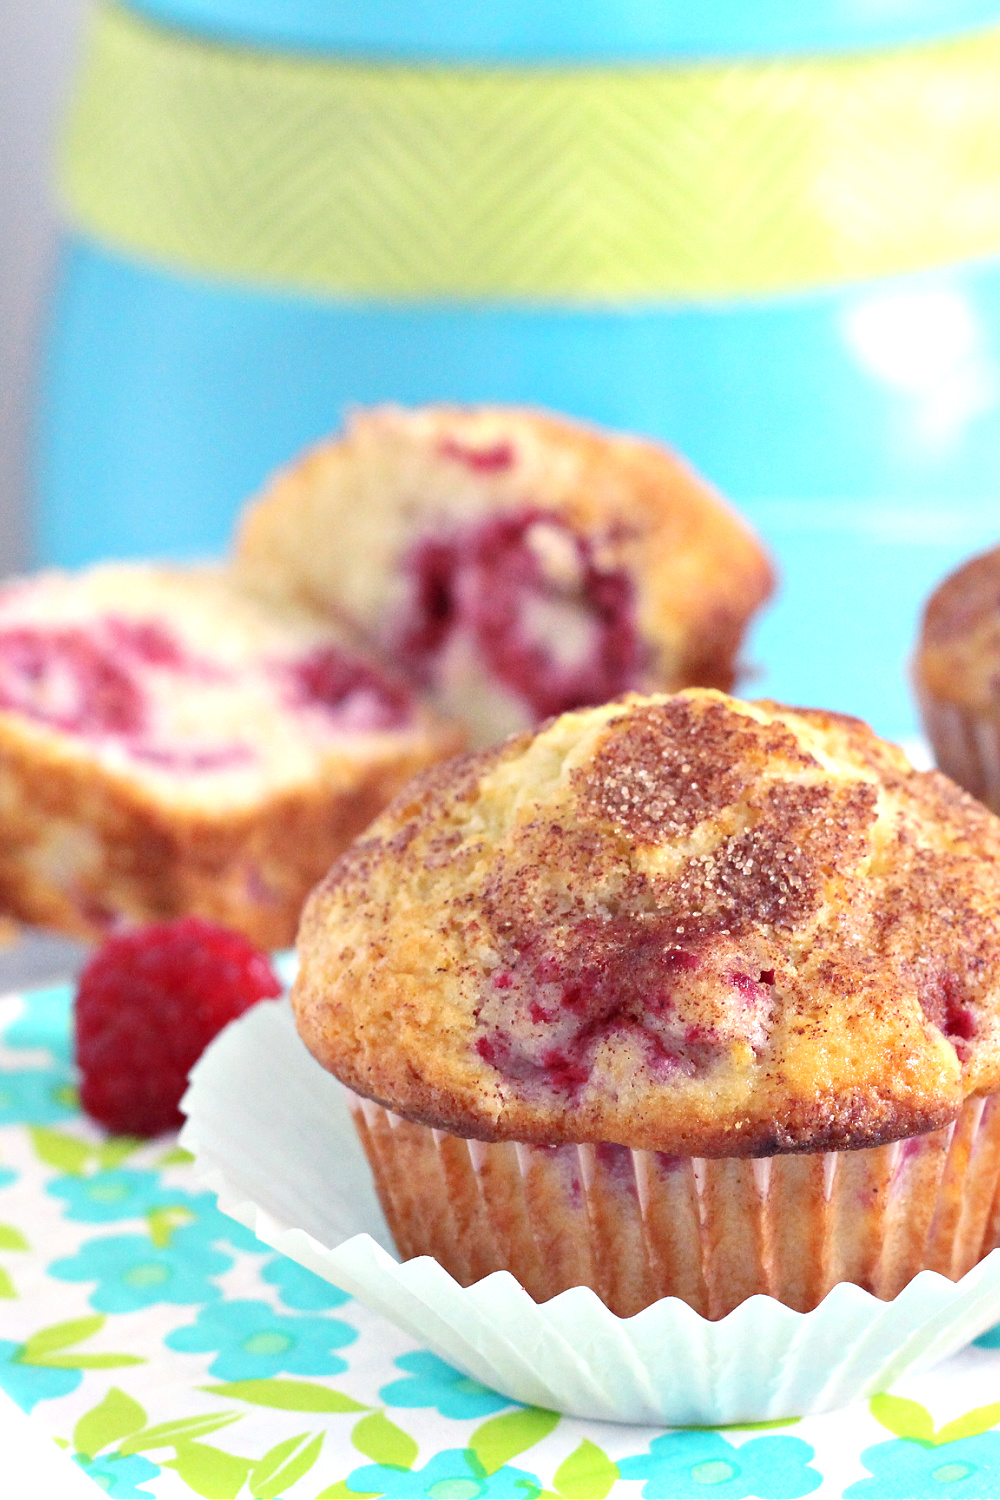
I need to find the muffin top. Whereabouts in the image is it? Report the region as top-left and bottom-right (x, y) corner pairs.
(293, 690), (1000, 1157)
(916, 543), (1000, 713)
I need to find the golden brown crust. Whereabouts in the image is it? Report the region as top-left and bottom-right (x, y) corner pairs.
(293, 690), (1000, 1156)
(0, 714), (461, 950)
(235, 405), (774, 726)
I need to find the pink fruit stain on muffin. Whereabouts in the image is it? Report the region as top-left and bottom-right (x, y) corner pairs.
(919, 971), (978, 1059)
(0, 625), (146, 734)
(129, 744), (255, 771)
(285, 645), (413, 732)
(469, 699), (883, 1102)
(104, 616), (191, 669)
(0, 612), (415, 756)
(474, 916), (776, 1099)
(437, 436), (515, 473)
(395, 538), (459, 670)
(395, 508), (642, 720)
(103, 615), (229, 681)
(0, 613), (222, 741)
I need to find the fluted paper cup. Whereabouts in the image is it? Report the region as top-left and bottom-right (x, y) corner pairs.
(348, 1091), (1000, 1320)
(180, 998), (1000, 1426)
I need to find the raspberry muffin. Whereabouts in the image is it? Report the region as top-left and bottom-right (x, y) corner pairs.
(915, 543), (1000, 813)
(294, 690), (1000, 1318)
(0, 563), (459, 947)
(236, 406), (774, 747)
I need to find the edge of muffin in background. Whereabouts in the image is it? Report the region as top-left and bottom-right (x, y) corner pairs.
(0, 403), (775, 947)
(915, 543), (1000, 814)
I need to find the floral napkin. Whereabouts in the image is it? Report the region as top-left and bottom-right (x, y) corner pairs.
(2, 979), (1000, 1499)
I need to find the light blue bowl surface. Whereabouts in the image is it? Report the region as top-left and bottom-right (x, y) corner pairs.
(121, 0), (1000, 59)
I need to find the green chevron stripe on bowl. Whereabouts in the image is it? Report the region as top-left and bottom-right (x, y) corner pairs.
(62, 2), (1000, 301)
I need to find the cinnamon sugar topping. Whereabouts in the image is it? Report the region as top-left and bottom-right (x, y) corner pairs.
(294, 690), (1000, 1157)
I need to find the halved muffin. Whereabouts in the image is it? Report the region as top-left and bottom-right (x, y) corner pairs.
(0, 562), (459, 947)
(236, 405), (774, 747)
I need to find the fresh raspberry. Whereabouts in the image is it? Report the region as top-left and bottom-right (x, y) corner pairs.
(75, 916), (282, 1136)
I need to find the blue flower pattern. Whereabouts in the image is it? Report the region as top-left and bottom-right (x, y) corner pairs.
(0, 1068), (75, 1125)
(165, 1191), (262, 1255)
(617, 1431), (822, 1498)
(47, 1171), (261, 1254)
(380, 1351), (515, 1419)
(49, 1232), (232, 1311)
(165, 1297), (357, 1379)
(0, 987), (76, 1127)
(346, 1448), (540, 1498)
(73, 1452), (161, 1497)
(261, 1252), (351, 1310)
(3, 984), (74, 1062)
(845, 1435), (1000, 1497)
(48, 1170), (177, 1224)
(0, 1338), (82, 1412)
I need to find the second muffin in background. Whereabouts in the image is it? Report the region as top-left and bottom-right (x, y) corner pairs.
(293, 690), (1000, 1320)
(236, 406), (774, 747)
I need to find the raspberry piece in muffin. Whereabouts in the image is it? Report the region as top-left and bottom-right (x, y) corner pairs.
(397, 509), (642, 724)
(236, 405), (774, 746)
(76, 916), (281, 1136)
(0, 563), (459, 946)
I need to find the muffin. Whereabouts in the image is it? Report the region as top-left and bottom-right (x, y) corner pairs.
(235, 405), (774, 747)
(0, 562), (460, 947)
(915, 543), (1000, 813)
(293, 690), (1000, 1320)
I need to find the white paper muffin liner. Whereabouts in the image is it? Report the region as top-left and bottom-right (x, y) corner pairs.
(180, 998), (1000, 1426)
(347, 1089), (1000, 1320)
